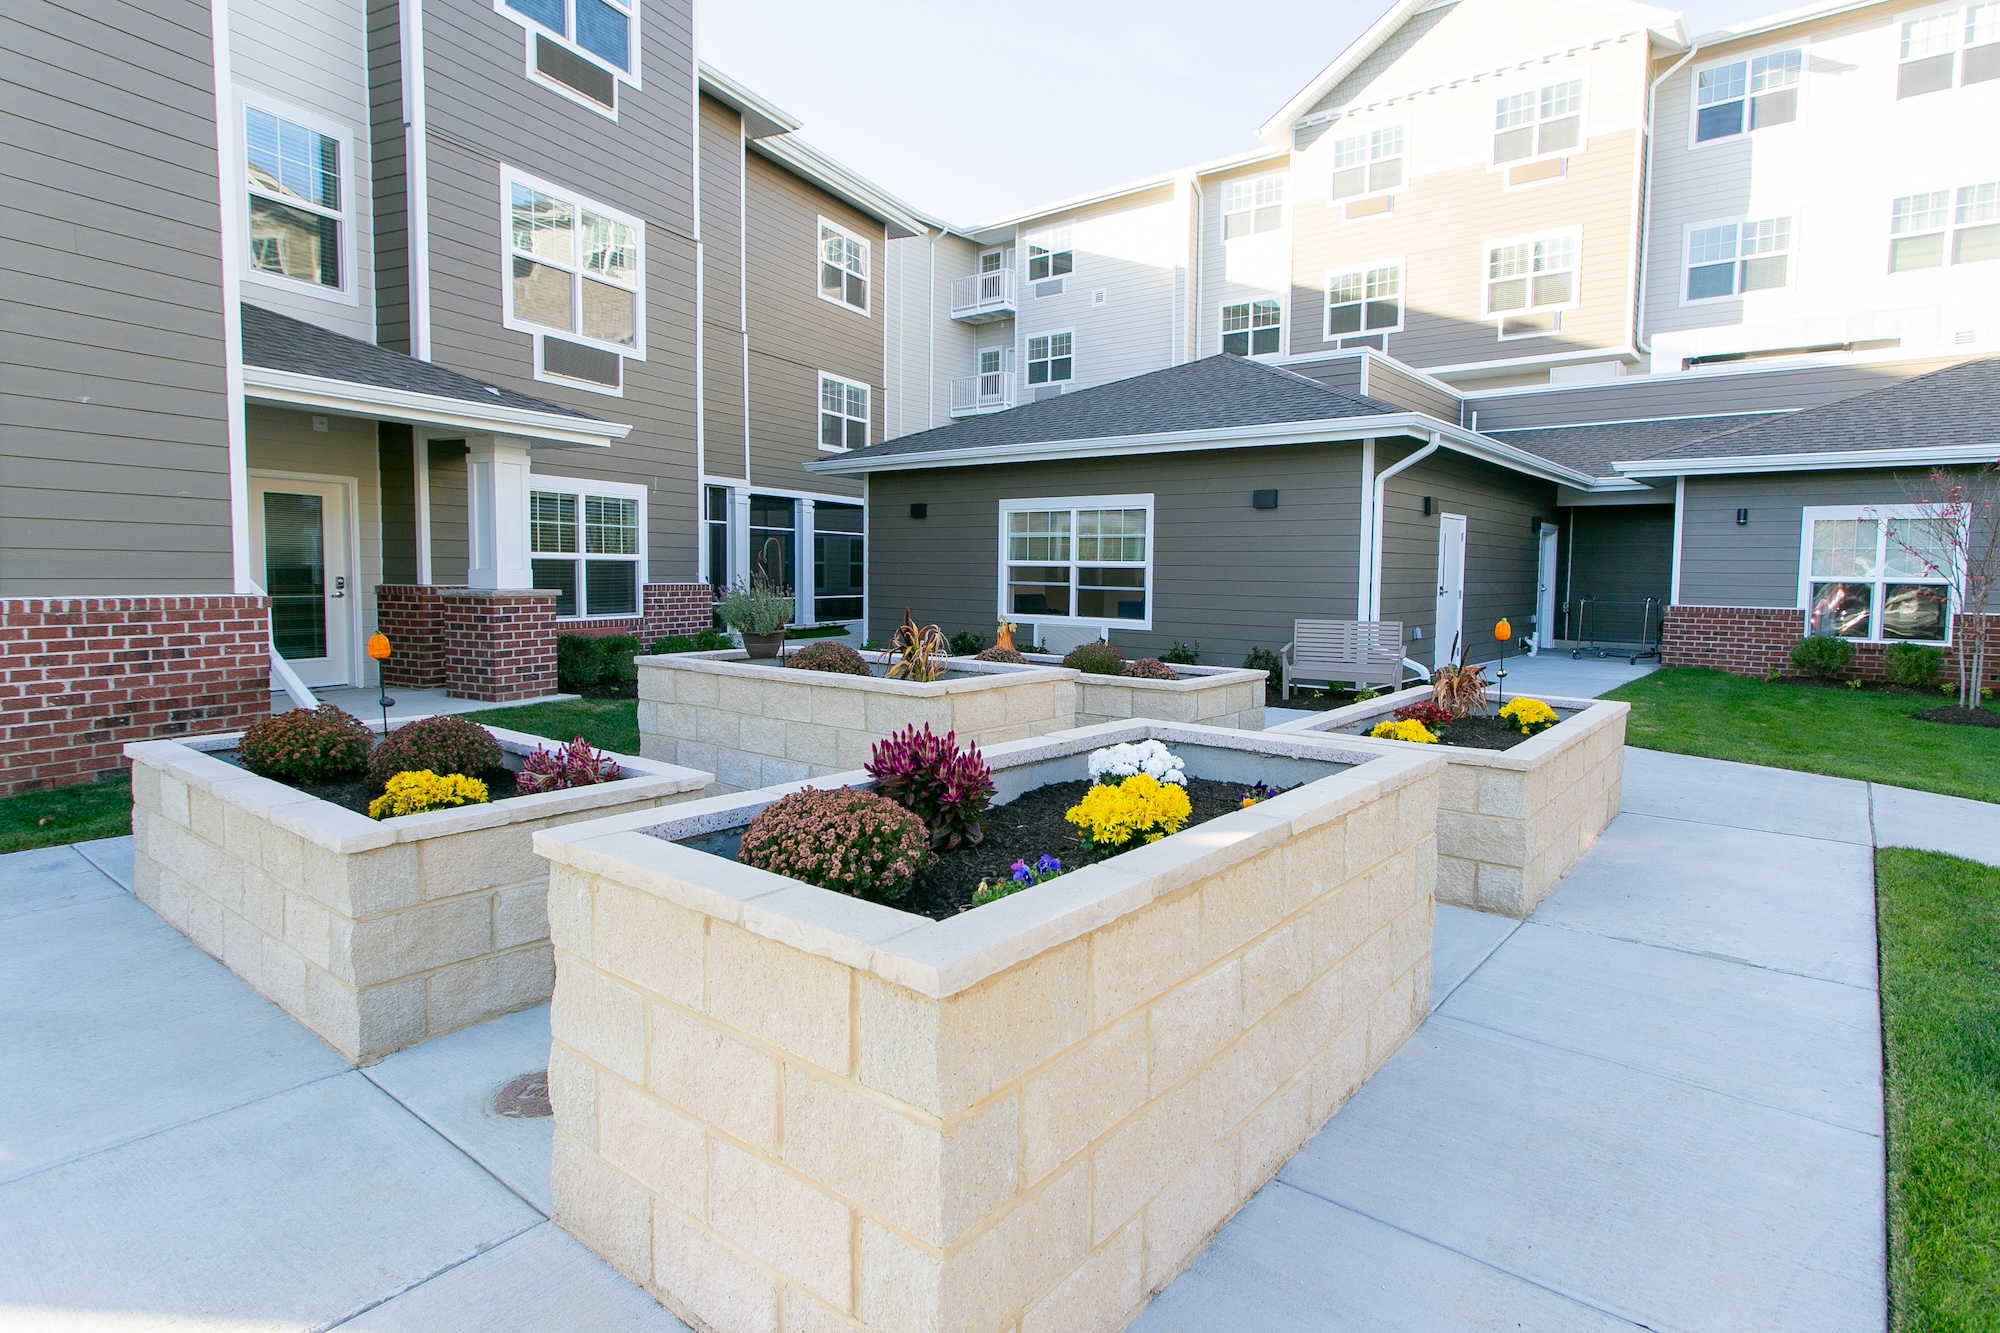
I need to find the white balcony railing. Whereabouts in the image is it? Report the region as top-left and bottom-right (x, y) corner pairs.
(949, 371), (1016, 417)
(948, 268), (1018, 322)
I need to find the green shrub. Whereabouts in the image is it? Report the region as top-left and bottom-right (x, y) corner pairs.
(787, 641), (871, 675)
(1243, 646), (1283, 683)
(1790, 633), (1855, 681)
(715, 578), (793, 635)
(736, 787), (930, 903)
(367, 714), (503, 785)
(1123, 657), (1178, 680)
(1884, 642), (1945, 689)
(652, 628), (732, 654)
(237, 705), (373, 785)
(948, 630), (986, 657)
(1061, 641), (1125, 675)
(1161, 640), (1202, 665)
(557, 634), (640, 693)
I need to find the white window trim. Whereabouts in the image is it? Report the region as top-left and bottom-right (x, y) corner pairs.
(1679, 213), (1797, 305)
(1796, 503), (1963, 644)
(1893, 3), (1995, 89)
(494, 0), (644, 121)
(1687, 43), (1807, 148)
(996, 493), (1155, 632)
(817, 215), (872, 316)
(237, 90), (361, 307)
(1025, 329), (1076, 387)
(1025, 224), (1076, 283)
(1326, 120), (1408, 205)
(1483, 227), (1583, 336)
(500, 165), (648, 380)
(817, 370), (871, 453)
(1219, 297), (1285, 358)
(1323, 258), (1406, 340)
(529, 472), (648, 621)
(1888, 181), (2000, 273)
(1220, 173), (1287, 240)
(1489, 74), (1589, 169)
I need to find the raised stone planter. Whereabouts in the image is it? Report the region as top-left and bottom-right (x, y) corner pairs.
(125, 725), (712, 1063)
(1270, 686), (1627, 918)
(532, 720), (1438, 1333)
(1014, 655), (1268, 730)
(637, 650), (1076, 792)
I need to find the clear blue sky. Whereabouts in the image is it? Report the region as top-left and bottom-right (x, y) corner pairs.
(701, 0), (1757, 226)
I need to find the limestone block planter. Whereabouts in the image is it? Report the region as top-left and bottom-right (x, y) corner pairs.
(1014, 655), (1268, 730)
(1270, 686), (1627, 918)
(124, 725), (712, 1063)
(531, 720), (1439, 1333)
(637, 650), (1076, 792)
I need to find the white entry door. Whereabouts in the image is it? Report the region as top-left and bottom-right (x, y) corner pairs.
(1434, 513), (1467, 669)
(1535, 523), (1559, 651)
(251, 476), (353, 687)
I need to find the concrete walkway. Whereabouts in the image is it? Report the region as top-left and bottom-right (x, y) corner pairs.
(275, 686), (578, 721)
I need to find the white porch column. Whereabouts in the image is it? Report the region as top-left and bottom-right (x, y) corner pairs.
(466, 433), (534, 590)
(731, 489), (751, 587)
(797, 498), (816, 625)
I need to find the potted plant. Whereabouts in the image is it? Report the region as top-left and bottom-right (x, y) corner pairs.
(715, 577), (794, 658)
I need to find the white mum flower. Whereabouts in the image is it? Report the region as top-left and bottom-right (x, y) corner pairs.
(1087, 739), (1186, 786)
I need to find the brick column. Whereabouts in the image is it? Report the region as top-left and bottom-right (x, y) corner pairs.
(374, 585), (449, 689)
(0, 595), (270, 795)
(641, 582), (715, 641)
(440, 588), (559, 701)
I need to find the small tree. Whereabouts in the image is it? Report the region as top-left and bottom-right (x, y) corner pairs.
(1876, 463), (2000, 709)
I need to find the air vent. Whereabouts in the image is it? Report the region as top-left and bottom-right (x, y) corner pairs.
(1034, 278), (1066, 299)
(536, 35), (616, 111)
(1956, 329), (1978, 345)
(542, 337), (621, 388)
(1091, 289), (1108, 306)
(1500, 312), (1560, 339)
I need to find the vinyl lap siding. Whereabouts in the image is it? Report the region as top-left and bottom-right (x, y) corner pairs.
(1559, 503), (1672, 631)
(700, 95), (746, 481)
(1, 0), (233, 594)
(1197, 161), (1292, 360)
(1013, 187), (1184, 395)
(885, 231), (978, 440)
(378, 423), (417, 582)
(366, 0), (409, 351)
(245, 405), (383, 639)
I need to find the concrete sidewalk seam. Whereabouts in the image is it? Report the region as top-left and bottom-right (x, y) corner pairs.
(359, 1066), (554, 1221)
(1432, 918), (1521, 1011)
(1530, 918), (1881, 993)
(316, 1217), (546, 1332)
(1611, 806), (1876, 848)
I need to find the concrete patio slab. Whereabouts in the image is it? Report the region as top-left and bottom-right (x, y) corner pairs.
(0, 1073), (540, 1331)
(276, 685), (579, 722)
(363, 1004), (557, 1214)
(1621, 747), (1872, 843)
(337, 1221), (691, 1332)
(0, 890), (348, 1185)
(1871, 782), (2000, 867)
(1528, 812), (1879, 987)
(1441, 921), (1883, 1133)
(72, 835), (134, 891)
(0, 846), (126, 921)
(1277, 1017), (1885, 1333)
(1132, 1179), (1639, 1332)
(1430, 903), (1518, 1010)
(1495, 651), (1656, 699)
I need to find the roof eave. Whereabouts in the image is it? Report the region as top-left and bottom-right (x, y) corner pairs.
(1256, 0), (1432, 147)
(697, 63), (801, 139)
(1613, 443), (2000, 477)
(242, 365), (629, 447)
(751, 134), (932, 239)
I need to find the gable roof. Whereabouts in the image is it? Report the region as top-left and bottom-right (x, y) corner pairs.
(1486, 413), (1783, 480)
(1614, 358), (2000, 475)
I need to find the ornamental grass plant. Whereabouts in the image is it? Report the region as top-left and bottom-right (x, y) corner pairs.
(736, 787), (930, 903)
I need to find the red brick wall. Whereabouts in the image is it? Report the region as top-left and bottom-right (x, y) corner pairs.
(439, 588), (558, 701)
(1663, 603), (2000, 686)
(1, 596), (271, 795)
(643, 582), (715, 641)
(374, 585), (448, 689)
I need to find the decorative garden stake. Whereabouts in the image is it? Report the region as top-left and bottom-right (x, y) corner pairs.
(367, 632), (394, 735)
(1493, 618), (1512, 706)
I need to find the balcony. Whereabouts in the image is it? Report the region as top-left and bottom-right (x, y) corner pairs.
(949, 371), (1016, 417)
(949, 268), (1018, 323)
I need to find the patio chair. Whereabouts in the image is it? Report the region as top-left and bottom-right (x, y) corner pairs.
(1280, 620), (1406, 699)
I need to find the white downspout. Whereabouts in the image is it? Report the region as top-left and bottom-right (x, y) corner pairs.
(401, 0), (432, 359)
(1363, 431), (1442, 622)
(1355, 437), (1375, 617)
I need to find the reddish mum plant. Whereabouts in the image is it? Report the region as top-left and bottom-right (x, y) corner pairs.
(1122, 657), (1178, 681)
(367, 714), (503, 784)
(516, 736), (620, 794)
(974, 645), (1027, 664)
(865, 724), (997, 852)
(737, 787), (929, 903)
(1393, 700), (1455, 727)
(237, 705), (373, 785)
(787, 640), (872, 675)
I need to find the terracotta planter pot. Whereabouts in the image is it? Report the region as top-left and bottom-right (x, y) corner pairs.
(739, 629), (786, 659)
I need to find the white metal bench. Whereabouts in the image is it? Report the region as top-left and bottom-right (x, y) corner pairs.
(1280, 620), (1406, 698)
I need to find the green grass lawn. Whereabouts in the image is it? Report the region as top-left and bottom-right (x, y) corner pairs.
(0, 777), (134, 855)
(473, 697), (640, 755)
(1603, 668), (2000, 801)
(1879, 848), (2000, 1331)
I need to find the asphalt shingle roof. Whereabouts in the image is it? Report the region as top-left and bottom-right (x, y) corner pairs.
(833, 354), (1402, 461)
(1633, 357), (2000, 463)
(240, 303), (599, 421)
(1485, 413), (1783, 480)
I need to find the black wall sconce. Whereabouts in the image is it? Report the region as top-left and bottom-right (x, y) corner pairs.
(910, 503), (928, 520)
(1252, 489), (1279, 510)
(1737, 507), (1750, 525)
(1421, 496), (1436, 516)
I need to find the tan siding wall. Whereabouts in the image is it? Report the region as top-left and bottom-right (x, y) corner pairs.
(700, 95), (747, 482)
(427, 439), (469, 584)
(366, 0), (409, 351)
(246, 405), (383, 641)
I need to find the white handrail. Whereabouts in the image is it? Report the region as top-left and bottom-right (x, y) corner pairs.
(247, 579), (319, 710)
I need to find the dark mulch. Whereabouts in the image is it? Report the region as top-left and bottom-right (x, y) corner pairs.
(1431, 714), (1540, 751)
(1911, 705), (2000, 729)
(904, 776), (1277, 921)
(574, 680), (639, 699)
(220, 754), (521, 817)
(1265, 688), (1367, 713)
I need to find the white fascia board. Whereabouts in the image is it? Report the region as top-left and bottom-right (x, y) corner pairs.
(242, 365), (629, 446)
(1421, 344), (1645, 380)
(751, 135), (933, 239)
(697, 62), (801, 138)
(1614, 443), (2000, 477)
(1255, 0), (1431, 147)
(1690, 0), (1886, 48)
(969, 172), (1189, 235)
(808, 413), (1600, 488)
(1276, 348), (1466, 404)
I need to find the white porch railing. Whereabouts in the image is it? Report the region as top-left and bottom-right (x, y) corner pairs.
(948, 268), (1018, 322)
(949, 371), (1017, 417)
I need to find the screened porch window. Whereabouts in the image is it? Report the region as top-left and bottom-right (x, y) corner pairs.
(1002, 498), (1152, 626)
(1804, 510), (1955, 642)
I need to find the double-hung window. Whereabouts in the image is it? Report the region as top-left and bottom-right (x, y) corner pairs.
(498, 0), (639, 114)
(1803, 508), (1957, 642)
(819, 218), (869, 313)
(1221, 175), (1284, 238)
(1027, 226), (1074, 282)
(1325, 262), (1403, 337)
(1684, 216), (1793, 299)
(1027, 332), (1073, 385)
(530, 479), (645, 618)
(1694, 51), (1802, 141)
(1494, 79), (1583, 163)
(818, 372), (869, 452)
(1221, 300), (1282, 356)
(1486, 232), (1578, 336)
(1000, 496), (1152, 627)
(244, 103), (351, 294)
(1897, 4), (2000, 96)
(504, 167), (644, 389)
(1330, 125), (1405, 201)
(1890, 182), (2000, 269)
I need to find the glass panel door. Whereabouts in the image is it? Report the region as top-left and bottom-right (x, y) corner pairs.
(748, 494), (797, 611)
(252, 477), (352, 687)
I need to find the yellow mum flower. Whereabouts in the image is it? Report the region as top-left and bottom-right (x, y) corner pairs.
(1369, 718), (1438, 744)
(1065, 773), (1192, 853)
(1498, 697), (1560, 736)
(369, 769), (490, 819)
